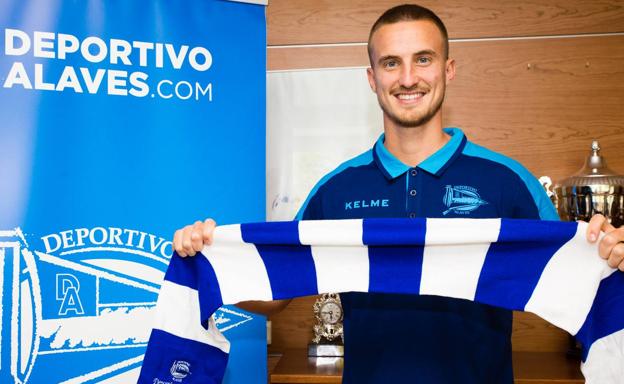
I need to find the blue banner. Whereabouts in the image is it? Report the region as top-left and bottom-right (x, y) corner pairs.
(0, 0), (266, 382)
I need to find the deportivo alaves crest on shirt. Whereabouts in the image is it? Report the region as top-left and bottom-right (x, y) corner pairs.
(138, 218), (624, 384)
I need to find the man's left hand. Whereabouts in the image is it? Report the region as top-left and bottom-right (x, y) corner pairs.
(587, 214), (624, 272)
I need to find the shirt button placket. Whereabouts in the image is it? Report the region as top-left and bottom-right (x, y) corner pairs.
(407, 168), (418, 218)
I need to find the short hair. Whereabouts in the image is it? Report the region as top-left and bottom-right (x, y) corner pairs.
(367, 4), (449, 65)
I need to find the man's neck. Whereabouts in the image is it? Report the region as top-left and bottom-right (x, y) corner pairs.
(382, 115), (450, 168)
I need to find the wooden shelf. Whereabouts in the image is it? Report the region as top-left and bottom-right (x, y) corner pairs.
(270, 349), (584, 384)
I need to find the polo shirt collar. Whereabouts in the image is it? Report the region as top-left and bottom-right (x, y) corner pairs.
(373, 127), (467, 179)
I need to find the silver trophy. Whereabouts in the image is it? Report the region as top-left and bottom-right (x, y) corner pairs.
(551, 140), (624, 227)
(541, 140), (623, 357)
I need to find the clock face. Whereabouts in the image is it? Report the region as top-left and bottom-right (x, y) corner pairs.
(320, 301), (342, 325)
(311, 293), (344, 345)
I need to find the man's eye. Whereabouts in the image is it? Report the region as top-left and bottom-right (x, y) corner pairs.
(417, 57), (431, 64)
(384, 60), (398, 68)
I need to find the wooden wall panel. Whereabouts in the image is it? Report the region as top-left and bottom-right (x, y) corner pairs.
(512, 313), (569, 352)
(269, 296), (317, 352)
(445, 35), (624, 183)
(268, 45), (367, 71)
(267, 0), (624, 45)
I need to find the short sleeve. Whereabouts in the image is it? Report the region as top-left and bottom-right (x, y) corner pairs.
(295, 189), (324, 220)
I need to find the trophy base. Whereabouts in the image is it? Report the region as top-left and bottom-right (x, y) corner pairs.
(308, 343), (344, 357)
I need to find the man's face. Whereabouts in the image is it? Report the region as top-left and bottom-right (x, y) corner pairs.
(367, 20), (455, 128)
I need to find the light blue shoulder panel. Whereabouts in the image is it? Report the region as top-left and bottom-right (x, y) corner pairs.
(462, 142), (559, 221)
(295, 150), (374, 220)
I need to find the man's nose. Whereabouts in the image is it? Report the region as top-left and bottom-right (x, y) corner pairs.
(399, 64), (419, 89)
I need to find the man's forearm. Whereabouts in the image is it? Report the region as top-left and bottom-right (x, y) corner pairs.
(235, 299), (291, 317)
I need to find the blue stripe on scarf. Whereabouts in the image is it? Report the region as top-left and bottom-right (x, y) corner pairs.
(475, 219), (577, 310)
(368, 245), (425, 294)
(195, 254), (225, 328)
(364, 218), (426, 294)
(241, 221), (318, 298)
(165, 250), (202, 290)
(241, 221), (300, 244)
(362, 218), (426, 245)
(575, 271), (624, 360)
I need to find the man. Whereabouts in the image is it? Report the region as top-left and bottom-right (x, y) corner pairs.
(174, 4), (624, 383)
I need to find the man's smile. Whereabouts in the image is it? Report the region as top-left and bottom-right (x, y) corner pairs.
(393, 90), (427, 104)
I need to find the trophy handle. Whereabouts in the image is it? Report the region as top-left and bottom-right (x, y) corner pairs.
(538, 176), (558, 207)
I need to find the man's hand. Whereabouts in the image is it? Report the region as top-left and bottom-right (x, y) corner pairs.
(173, 218), (217, 257)
(587, 214), (624, 271)
(171, 218), (292, 315)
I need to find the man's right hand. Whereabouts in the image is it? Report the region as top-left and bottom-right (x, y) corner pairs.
(171, 217), (292, 315)
(173, 218), (217, 257)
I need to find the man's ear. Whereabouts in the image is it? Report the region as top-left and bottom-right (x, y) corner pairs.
(445, 58), (456, 84)
(367, 67), (377, 93)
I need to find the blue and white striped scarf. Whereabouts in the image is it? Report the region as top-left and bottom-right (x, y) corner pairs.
(139, 218), (624, 384)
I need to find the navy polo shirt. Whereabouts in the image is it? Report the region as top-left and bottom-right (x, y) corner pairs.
(296, 128), (558, 384)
